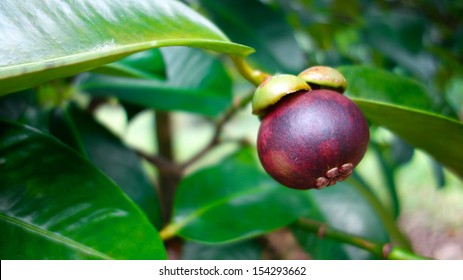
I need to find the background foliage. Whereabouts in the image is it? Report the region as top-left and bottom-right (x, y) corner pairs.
(1, 0), (462, 259)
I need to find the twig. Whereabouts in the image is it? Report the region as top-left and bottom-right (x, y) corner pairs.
(160, 216), (428, 259)
(136, 149), (181, 176)
(261, 229), (310, 260)
(179, 92), (254, 171)
(179, 56), (266, 171)
(295, 218), (429, 260)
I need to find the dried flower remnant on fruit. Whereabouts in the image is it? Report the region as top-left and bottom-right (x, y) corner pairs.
(315, 162), (355, 189)
(315, 177), (329, 189)
(325, 167), (340, 179)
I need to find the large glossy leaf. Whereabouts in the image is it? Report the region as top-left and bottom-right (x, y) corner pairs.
(293, 181), (389, 260)
(0, 121), (166, 259)
(0, 0), (253, 95)
(168, 147), (308, 243)
(77, 47), (232, 116)
(199, 0), (306, 73)
(340, 66), (463, 177)
(94, 49), (166, 79)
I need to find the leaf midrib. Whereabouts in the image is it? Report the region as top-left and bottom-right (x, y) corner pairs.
(0, 212), (113, 260)
(0, 39), (252, 77)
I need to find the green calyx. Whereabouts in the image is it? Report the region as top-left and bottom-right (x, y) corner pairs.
(298, 66), (347, 93)
(251, 67), (347, 117)
(252, 74), (311, 116)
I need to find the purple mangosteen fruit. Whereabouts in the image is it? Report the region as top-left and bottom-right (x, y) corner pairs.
(252, 67), (369, 190)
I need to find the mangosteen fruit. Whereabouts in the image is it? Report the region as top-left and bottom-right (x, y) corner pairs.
(253, 69), (369, 190)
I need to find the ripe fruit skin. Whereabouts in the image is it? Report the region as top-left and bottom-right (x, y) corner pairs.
(257, 89), (369, 190)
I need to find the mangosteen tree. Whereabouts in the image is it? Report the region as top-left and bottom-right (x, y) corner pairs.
(1, 0), (462, 260)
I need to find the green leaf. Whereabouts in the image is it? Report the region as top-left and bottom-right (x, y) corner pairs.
(94, 49), (166, 79)
(340, 66), (463, 177)
(390, 136), (415, 166)
(182, 240), (263, 260)
(293, 182), (389, 260)
(199, 0), (306, 73)
(339, 66), (435, 112)
(77, 47), (232, 116)
(0, 0), (253, 95)
(0, 89), (52, 133)
(370, 141), (400, 218)
(355, 101), (463, 178)
(0, 89), (35, 120)
(49, 108), (88, 156)
(446, 76), (463, 119)
(0, 121), (166, 259)
(68, 105), (163, 229)
(168, 147), (307, 243)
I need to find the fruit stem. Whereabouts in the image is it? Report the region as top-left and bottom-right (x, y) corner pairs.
(229, 55), (270, 87)
(295, 218), (429, 260)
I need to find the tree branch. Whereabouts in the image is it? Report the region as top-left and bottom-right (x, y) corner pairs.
(178, 56), (265, 171)
(136, 149), (181, 177)
(155, 111), (181, 225)
(179, 91), (254, 171)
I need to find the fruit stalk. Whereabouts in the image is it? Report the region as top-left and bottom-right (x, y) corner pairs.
(229, 55), (270, 86)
